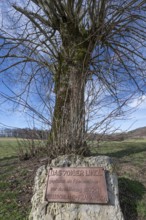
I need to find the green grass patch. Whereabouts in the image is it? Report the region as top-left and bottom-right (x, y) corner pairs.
(0, 137), (48, 220)
(0, 183), (30, 219)
(0, 157), (31, 220)
(0, 138), (19, 158)
(118, 177), (146, 220)
(92, 140), (146, 164)
(0, 137), (47, 160)
(91, 139), (146, 220)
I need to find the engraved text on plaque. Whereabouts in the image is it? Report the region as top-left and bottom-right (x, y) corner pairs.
(45, 167), (108, 204)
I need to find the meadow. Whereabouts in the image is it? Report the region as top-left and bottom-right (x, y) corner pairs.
(0, 138), (146, 220)
(0, 138), (47, 220)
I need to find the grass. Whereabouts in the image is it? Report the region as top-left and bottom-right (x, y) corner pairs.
(0, 138), (19, 158)
(0, 155), (31, 220)
(0, 137), (146, 219)
(0, 138), (48, 220)
(92, 139), (146, 220)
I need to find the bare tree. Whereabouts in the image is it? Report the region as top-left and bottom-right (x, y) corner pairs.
(0, 0), (146, 154)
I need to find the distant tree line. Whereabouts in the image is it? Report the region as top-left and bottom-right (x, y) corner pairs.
(0, 127), (125, 141)
(0, 128), (49, 139)
(1, 126), (145, 141)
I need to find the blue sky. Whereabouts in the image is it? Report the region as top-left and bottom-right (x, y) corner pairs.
(114, 96), (146, 131)
(0, 110), (28, 128)
(124, 96), (146, 130)
(0, 0), (146, 132)
(0, 95), (146, 131)
(0, 104), (47, 129)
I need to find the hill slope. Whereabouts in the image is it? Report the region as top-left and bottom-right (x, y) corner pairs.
(127, 127), (146, 139)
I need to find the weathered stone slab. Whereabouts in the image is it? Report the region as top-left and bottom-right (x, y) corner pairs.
(29, 155), (124, 220)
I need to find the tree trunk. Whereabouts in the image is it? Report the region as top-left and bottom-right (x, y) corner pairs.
(50, 59), (87, 152)
(48, 24), (92, 154)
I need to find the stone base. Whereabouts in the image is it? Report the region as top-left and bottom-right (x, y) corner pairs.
(29, 155), (124, 220)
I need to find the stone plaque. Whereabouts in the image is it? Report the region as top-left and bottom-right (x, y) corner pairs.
(45, 167), (108, 204)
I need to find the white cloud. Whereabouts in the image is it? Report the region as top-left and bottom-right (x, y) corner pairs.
(129, 95), (146, 109)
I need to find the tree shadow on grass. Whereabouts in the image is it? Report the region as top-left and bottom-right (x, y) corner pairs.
(90, 146), (146, 159)
(118, 177), (146, 220)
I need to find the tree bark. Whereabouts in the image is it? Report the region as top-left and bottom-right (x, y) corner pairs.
(50, 59), (87, 151)
(48, 22), (92, 153)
